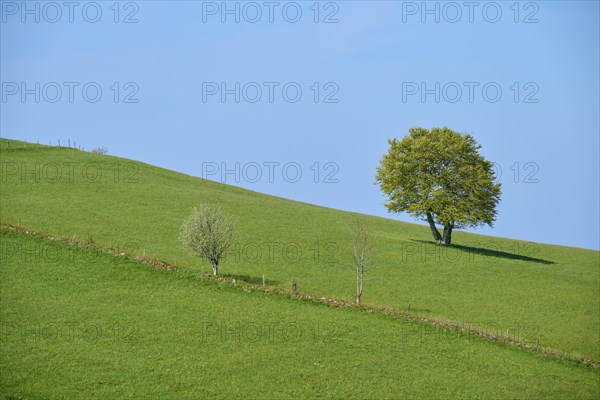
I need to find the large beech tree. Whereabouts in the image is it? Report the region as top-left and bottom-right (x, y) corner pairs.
(375, 127), (501, 246)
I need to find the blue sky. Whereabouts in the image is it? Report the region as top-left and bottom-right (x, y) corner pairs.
(1, 1), (599, 250)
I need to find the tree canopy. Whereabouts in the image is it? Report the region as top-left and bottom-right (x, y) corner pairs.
(179, 205), (236, 276)
(375, 127), (501, 246)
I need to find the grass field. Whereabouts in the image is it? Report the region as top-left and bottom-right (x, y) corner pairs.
(1, 228), (599, 399)
(1, 138), (599, 398)
(1, 139), (597, 360)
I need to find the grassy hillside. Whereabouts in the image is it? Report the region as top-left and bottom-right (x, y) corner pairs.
(1, 228), (598, 399)
(1, 138), (598, 361)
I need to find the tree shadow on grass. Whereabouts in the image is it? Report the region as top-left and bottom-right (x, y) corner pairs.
(221, 273), (280, 286)
(409, 239), (555, 265)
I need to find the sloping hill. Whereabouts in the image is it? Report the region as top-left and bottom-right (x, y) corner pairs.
(1, 138), (598, 361)
(1, 228), (598, 399)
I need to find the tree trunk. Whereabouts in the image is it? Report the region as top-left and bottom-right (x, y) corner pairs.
(441, 223), (454, 246)
(426, 212), (443, 244)
(356, 272), (363, 305)
(212, 262), (218, 277)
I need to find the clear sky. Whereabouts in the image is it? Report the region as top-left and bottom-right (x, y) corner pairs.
(1, 1), (599, 250)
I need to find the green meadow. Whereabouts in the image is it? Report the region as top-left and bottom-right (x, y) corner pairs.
(1, 138), (598, 398)
(1, 229), (598, 399)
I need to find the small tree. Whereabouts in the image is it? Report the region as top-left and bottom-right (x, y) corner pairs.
(179, 205), (236, 277)
(351, 223), (375, 305)
(90, 146), (108, 154)
(375, 127), (501, 246)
